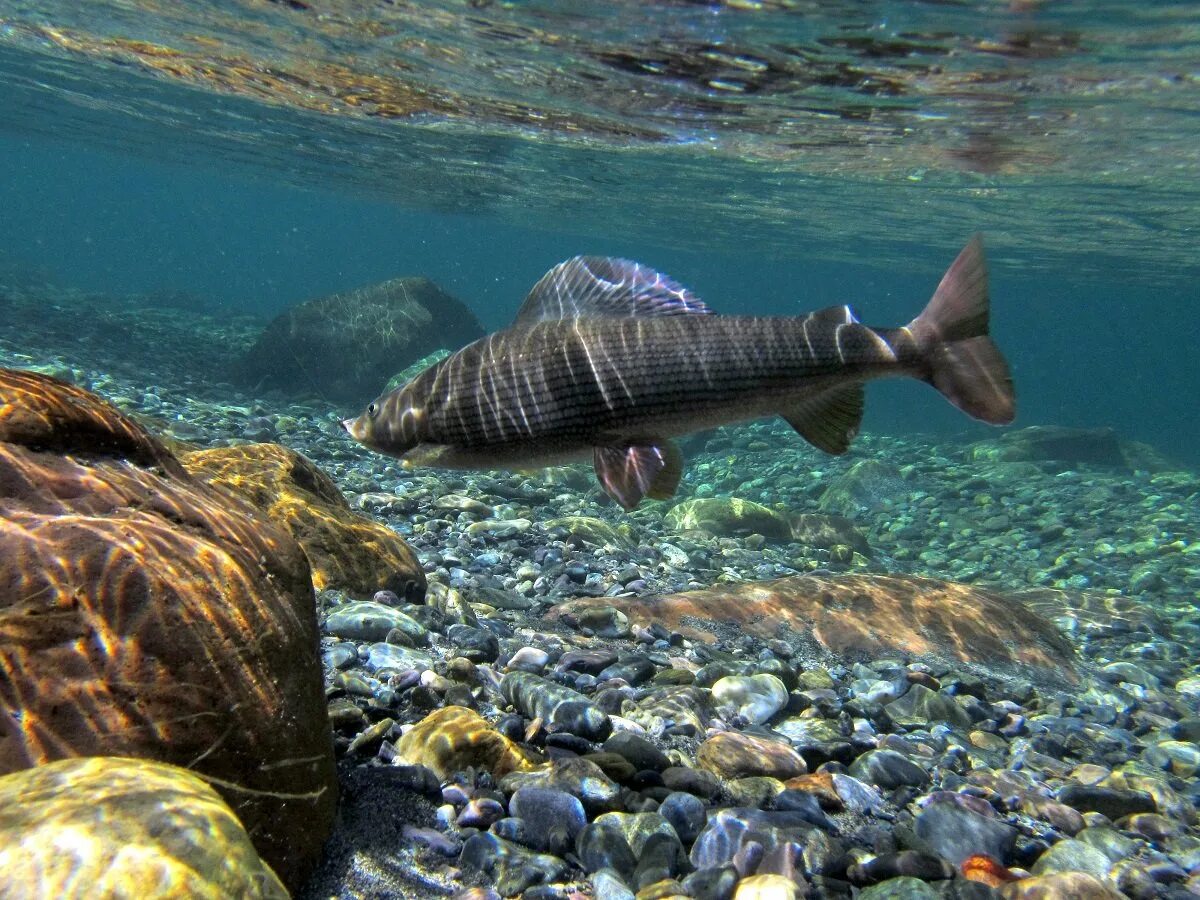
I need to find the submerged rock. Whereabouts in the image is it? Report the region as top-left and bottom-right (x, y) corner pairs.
(665, 497), (792, 541)
(968, 425), (1129, 471)
(230, 275), (483, 402)
(554, 574), (1079, 682)
(817, 459), (907, 517)
(183, 442), (425, 599)
(501, 671), (613, 742)
(395, 706), (541, 780)
(0, 757), (287, 899)
(0, 368), (335, 890)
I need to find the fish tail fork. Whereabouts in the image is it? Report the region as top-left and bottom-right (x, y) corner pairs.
(907, 234), (1016, 425)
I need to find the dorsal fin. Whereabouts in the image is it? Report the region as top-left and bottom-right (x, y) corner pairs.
(515, 256), (713, 323)
(808, 304), (859, 326)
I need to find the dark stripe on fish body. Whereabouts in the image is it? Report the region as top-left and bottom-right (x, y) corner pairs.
(417, 315), (916, 448)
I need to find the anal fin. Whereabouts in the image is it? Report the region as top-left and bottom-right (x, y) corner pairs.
(594, 440), (683, 510)
(781, 385), (864, 455)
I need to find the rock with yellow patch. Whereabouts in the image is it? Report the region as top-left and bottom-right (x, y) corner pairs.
(0, 368), (335, 891)
(183, 441), (425, 599)
(734, 874), (799, 900)
(665, 498), (792, 541)
(0, 756), (287, 899)
(396, 706), (541, 780)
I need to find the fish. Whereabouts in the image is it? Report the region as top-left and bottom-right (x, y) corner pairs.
(342, 235), (1014, 509)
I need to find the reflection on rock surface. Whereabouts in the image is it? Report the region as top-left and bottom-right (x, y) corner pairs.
(0, 368), (336, 891)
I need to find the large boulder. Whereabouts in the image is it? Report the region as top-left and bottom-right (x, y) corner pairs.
(0, 756), (288, 899)
(230, 276), (484, 402)
(0, 368), (335, 890)
(967, 425), (1180, 472)
(553, 574), (1079, 683)
(182, 441), (425, 599)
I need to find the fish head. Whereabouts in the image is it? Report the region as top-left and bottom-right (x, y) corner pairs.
(341, 385), (426, 456)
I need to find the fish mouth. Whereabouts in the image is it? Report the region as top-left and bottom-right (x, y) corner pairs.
(341, 416), (365, 441)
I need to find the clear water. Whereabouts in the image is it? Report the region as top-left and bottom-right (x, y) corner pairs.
(0, 0), (1197, 456)
(3, 5), (1200, 894)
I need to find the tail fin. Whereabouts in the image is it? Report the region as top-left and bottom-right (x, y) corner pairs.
(908, 234), (1015, 425)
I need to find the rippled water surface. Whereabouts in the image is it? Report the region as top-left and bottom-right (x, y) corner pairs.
(2, 0), (1198, 277)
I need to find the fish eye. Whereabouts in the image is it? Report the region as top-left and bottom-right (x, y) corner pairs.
(367, 403), (378, 418)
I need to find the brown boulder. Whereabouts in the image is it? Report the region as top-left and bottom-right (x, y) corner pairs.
(553, 573), (1079, 682)
(697, 732), (807, 781)
(230, 275), (484, 402)
(0, 368), (335, 890)
(182, 442), (425, 599)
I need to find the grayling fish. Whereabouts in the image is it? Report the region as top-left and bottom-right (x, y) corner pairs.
(343, 235), (1014, 509)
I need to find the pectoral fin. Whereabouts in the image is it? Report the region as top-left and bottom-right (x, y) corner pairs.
(594, 441), (683, 509)
(781, 385), (864, 455)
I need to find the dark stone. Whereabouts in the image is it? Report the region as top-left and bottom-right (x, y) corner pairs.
(231, 277), (483, 402)
(598, 656), (657, 686)
(1056, 784), (1157, 820)
(847, 850), (954, 884)
(577, 820), (637, 879)
(682, 866), (740, 900)
(913, 798), (1017, 868)
(848, 750), (929, 790)
(968, 425), (1130, 471)
(659, 792), (708, 847)
(459, 832), (569, 897)
(508, 786), (587, 854)
(774, 789), (838, 831)
(500, 672), (612, 742)
(662, 766), (722, 800)
(447, 625), (500, 663)
(634, 830), (692, 888)
(604, 732), (672, 773)
(556, 649), (621, 676)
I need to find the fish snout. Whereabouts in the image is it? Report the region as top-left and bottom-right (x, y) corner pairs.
(341, 416), (366, 441)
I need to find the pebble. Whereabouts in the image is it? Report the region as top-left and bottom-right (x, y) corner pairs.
(711, 674), (788, 725)
(848, 749), (928, 790)
(696, 732), (807, 781)
(324, 601), (428, 643)
(508, 786), (587, 853)
(913, 796), (1016, 867)
(501, 671), (613, 742)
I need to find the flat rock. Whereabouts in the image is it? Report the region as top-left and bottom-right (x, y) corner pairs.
(0, 369), (335, 890)
(230, 275), (483, 402)
(817, 459), (907, 517)
(183, 442), (425, 599)
(665, 497), (792, 541)
(0, 756), (287, 899)
(788, 512), (871, 556)
(554, 574), (1078, 682)
(325, 600), (428, 643)
(968, 425), (1129, 471)
(544, 516), (634, 549)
